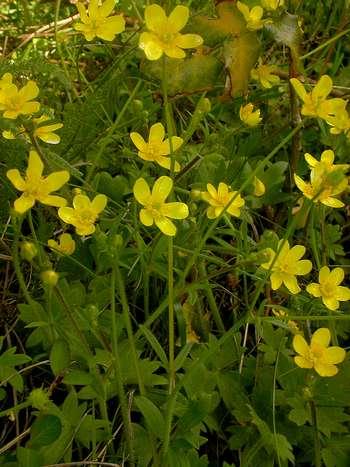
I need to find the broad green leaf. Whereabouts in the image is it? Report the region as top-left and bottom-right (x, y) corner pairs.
(134, 395), (165, 440)
(50, 339), (71, 376)
(95, 172), (129, 202)
(29, 415), (62, 448)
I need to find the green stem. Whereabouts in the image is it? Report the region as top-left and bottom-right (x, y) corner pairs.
(198, 261), (225, 333)
(162, 56), (176, 393)
(309, 400), (322, 467)
(114, 260), (145, 396)
(12, 223), (34, 305)
(110, 267), (135, 465)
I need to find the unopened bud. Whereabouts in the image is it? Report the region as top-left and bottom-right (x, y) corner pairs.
(20, 242), (38, 262)
(28, 388), (50, 411)
(41, 270), (59, 287)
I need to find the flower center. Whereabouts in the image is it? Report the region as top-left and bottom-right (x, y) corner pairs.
(161, 32), (176, 44)
(78, 209), (95, 224)
(310, 343), (325, 361)
(320, 281), (334, 298)
(7, 95), (23, 111)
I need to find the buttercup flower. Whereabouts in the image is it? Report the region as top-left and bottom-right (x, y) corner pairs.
(239, 103), (262, 127)
(48, 233), (76, 255)
(294, 150), (349, 208)
(251, 61), (280, 89)
(33, 115), (63, 144)
(306, 266), (350, 311)
(7, 150), (69, 214)
(290, 75), (345, 120)
(58, 194), (107, 236)
(237, 2), (268, 31)
(139, 4), (203, 60)
(261, 240), (312, 294)
(133, 176), (189, 236)
(0, 79), (40, 119)
(261, 0), (284, 10)
(75, 0), (125, 41)
(325, 104), (350, 137)
(130, 122), (183, 172)
(201, 183), (245, 219)
(293, 328), (346, 377)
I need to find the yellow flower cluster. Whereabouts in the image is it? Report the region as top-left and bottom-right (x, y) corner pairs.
(294, 150), (349, 208)
(291, 75), (350, 139)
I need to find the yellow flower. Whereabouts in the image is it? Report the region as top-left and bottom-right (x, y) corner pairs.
(239, 103), (262, 127)
(290, 75), (345, 120)
(261, 0), (284, 10)
(237, 2), (268, 31)
(306, 266), (350, 311)
(325, 105), (350, 137)
(261, 240), (312, 294)
(133, 176), (189, 236)
(0, 79), (40, 119)
(201, 182), (245, 219)
(48, 233), (76, 255)
(33, 115), (63, 144)
(293, 328), (346, 377)
(294, 150), (349, 208)
(58, 193), (107, 236)
(130, 122), (183, 172)
(253, 176), (266, 196)
(139, 4), (203, 60)
(75, 0), (125, 41)
(6, 150), (69, 214)
(251, 61), (280, 89)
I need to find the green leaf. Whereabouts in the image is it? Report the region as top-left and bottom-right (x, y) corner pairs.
(16, 447), (43, 467)
(139, 325), (168, 369)
(95, 172), (129, 202)
(29, 415), (62, 448)
(63, 369), (93, 386)
(50, 339), (71, 376)
(134, 395), (165, 440)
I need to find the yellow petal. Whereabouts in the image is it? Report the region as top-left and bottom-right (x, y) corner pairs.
(174, 34), (203, 49)
(164, 46), (186, 59)
(312, 75), (332, 100)
(88, 0), (99, 17)
(26, 150), (43, 180)
(324, 347), (346, 365)
(335, 286), (350, 302)
(314, 362), (338, 377)
(97, 15), (125, 40)
(73, 194), (91, 210)
(311, 328), (330, 348)
(168, 5), (189, 32)
(76, 3), (88, 23)
(319, 266), (330, 283)
(293, 334), (309, 357)
(206, 183), (217, 199)
(270, 271), (283, 290)
(253, 176), (265, 196)
(290, 78), (307, 102)
(320, 149), (334, 165)
(41, 194), (67, 207)
(329, 267), (344, 285)
(295, 259), (312, 275)
(134, 178), (151, 205)
(92, 194), (107, 213)
(161, 202), (189, 219)
(158, 136), (183, 155)
(306, 283), (322, 297)
(140, 208), (154, 226)
(130, 132), (147, 151)
(149, 122), (165, 143)
(154, 216), (176, 236)
(206, 206), (217, 219)
(144, 4), (167, 32)
(7, 169), (26, 191)
(283, 275), (301, 294)
(19, 80), (39, 101)
(99, 0), (116, 18)
(58, 207), (76, 225)
(152, 176), (172, 203)
(294, 356), (313, 369)
(323, 296), (339, 311)
(44, 171), (70, 192)
(14, 194), (35, 213)
(20, 102), (40, 116)
(139, 32), (163, 60)
(76, 223), (95, 236)
(321, 197), (344, 208)
(289, 244), (306, 261)
(157, 156), (181, 172)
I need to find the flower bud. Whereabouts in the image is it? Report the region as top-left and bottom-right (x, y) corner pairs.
(28, 388), (50, 411)
(41, 270), (59, 287)
(20, 241), (38, 262)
